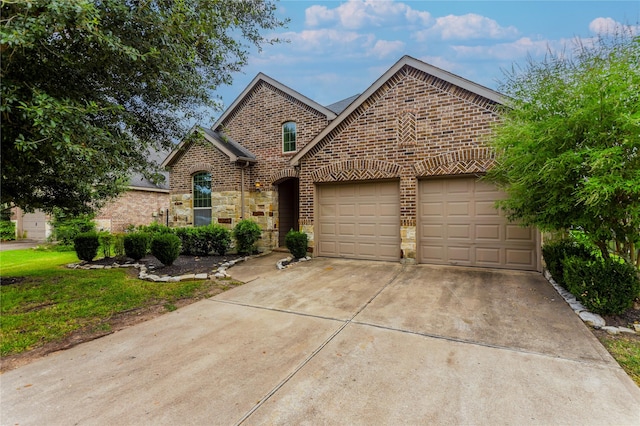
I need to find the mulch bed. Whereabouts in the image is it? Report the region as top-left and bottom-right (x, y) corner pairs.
(87, 254), (247, 276)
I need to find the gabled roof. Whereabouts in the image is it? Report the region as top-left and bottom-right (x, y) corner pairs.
(129, 148), (170, 191)
(161, 126), (256, 168)
(325, 94), (360, 115)
(290, 55), (505, 166)
(211, 73), (337, 130)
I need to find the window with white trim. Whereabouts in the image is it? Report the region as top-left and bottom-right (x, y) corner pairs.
(193, 172), (212, 226)
(283, 121), (296, 153)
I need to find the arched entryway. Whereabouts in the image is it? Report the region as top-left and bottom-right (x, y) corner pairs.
(277, 178), (299, 247)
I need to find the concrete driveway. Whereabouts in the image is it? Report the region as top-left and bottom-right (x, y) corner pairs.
(2, 254), (639, 425)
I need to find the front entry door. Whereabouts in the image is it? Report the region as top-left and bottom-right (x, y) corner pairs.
(278, 178), (299, 247)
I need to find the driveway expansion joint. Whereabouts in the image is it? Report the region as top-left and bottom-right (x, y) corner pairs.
(349, 320), (620, 369)
(235, 264), (406, 425)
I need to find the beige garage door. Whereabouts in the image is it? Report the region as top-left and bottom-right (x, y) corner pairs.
(21, 210), (48, 241)
(418, 177), (538, 270)
(317, 181), (400, 261)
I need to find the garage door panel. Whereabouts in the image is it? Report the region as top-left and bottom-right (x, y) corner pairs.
(476, 248), (501, 265)
(317, 181), (400, 261)
(447, 202), (471, 217)
(421, 202), (444, 217)
(419, 177), (538, 271)
(447, 224), (471, 239)
(506, 225), (535, 241)
(421, 225), (443, 239)
(475, 201), (501, 217)
(448, 246), (471, 263)
(475, 224), (500, 240)
(318, 222), (336, 235)
(447, 179), (472, 194)
(506, 249), (535, 266)
(378, 224), (399, 238)
(358, 223), (376, 237)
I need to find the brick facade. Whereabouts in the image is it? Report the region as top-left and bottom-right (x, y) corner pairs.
(95, 188), (169, 233)
(166, 79), (332, 249)
(297, 65), (500, 260)
(221, 81), (330, 189)
(164, 57), (503, 260)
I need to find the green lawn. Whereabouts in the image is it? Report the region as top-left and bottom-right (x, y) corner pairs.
(0, 249), (235, 357)
(598, 334), (640, 386)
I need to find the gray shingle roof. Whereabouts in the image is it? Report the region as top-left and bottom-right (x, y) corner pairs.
(325, 94), (360, 115)
(200, 127), (256, 161)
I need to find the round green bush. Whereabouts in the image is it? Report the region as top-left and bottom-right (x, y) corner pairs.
(233, 220), (261, 255)
(563, 256), (640, 315)
(123, 232), (150, 261)
(151, 233), (182, 266)
(285, 229), (308, 259)
(74, 231), (100, 261)
(542, 238), (595, 288)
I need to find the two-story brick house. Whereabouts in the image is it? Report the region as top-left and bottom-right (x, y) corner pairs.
(162, 56), (541, 271)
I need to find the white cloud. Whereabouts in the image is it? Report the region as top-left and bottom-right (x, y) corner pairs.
(369, 39), (405, 58)
(305, 0), (431, 30)
(589, 17), (638, 35)
(451, 37), (550, 61)
(281, 29), (375, 54)
(414, 13), (519, 41)
(417, 55), (461, 73)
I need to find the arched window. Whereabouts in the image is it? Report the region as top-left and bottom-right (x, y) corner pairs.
(193, 172), (212, 226)
(282, 121), (296, 153)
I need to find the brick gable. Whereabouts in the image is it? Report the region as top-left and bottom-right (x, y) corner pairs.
(297, 64), (501, 259)
(219, 81), (330, 189)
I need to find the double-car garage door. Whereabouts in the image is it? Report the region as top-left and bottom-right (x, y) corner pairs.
(316, 177), (538, 270)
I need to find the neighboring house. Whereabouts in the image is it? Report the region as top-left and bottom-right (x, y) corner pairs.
(93, 170), (170, 233)
(13, 154), (170, 239)
(163, 56), (541, 271)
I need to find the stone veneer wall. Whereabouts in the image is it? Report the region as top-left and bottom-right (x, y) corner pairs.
(298, 65), (501, 262)
(170, 189), (278, 252)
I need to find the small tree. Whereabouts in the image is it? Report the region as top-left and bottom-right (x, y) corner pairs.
(486, 30), (640, 268)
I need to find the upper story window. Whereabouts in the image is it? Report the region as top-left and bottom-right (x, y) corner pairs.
(282, 121), (297, 153)
(193, 172), (212, 226)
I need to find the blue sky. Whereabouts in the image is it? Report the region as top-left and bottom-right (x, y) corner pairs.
(206, 0), (639, 124)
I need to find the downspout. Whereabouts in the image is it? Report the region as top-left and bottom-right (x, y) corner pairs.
(240, 161), (250, 219)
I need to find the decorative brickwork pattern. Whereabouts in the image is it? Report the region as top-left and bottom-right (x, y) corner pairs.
(269, 168), (300, 185)
(299, 65), (501, 226)
(397, 111), (417, 145)
(311, 159), (401, 183)
(413, 147), (497, 176)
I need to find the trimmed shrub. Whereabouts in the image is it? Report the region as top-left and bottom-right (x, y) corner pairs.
(0, 220), (15, 241)
(203, 224), (232, 255)
(138, 223), (173, 239)
(113, 233), (126, 257)
(74, 232), (100, 262)
(563, 256), (640, 315)
(285, 229), (308, 259)
(124, 232), (150, 261)
(151, 233), (182, 266)
(174, 227), (201, 255)
(98, 232), (114, 258)
(542, 238), (595, 287)
(233, 220), (261, 255)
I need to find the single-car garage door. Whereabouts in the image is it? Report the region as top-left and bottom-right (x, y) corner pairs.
(418, 177), (538, 271)
(317, 181), (400, 261)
